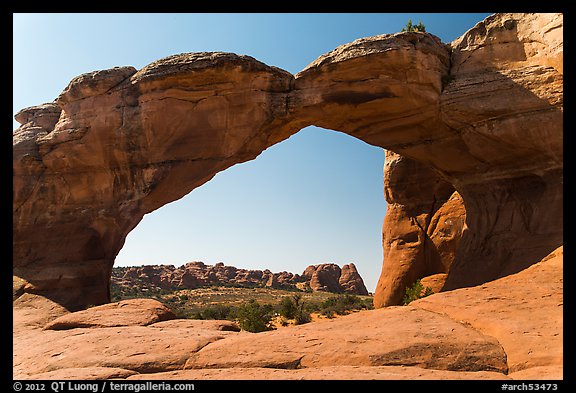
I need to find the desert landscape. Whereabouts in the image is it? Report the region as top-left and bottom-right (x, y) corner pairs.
(13, 13), (563, 380)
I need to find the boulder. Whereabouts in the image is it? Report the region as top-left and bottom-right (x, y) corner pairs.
(43, 299), (176, 330)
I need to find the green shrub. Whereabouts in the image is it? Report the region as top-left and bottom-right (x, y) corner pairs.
(401, 19), (426, 33)
(402, 280), (434, 305)
(235, 300), (275, 333)
(277, 294), (311, 325)
(319, 294), (371, 318)
(197, 304), (234, 320)
(294, 308), (312, 325)
(278, 296), (298, 319)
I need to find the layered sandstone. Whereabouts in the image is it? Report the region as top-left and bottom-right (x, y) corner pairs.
(438, 13), (563, 292)
(374, 12), (562, 305)
(13, 54), (294, 310)
(374, 151), (461, 306)
(111, 262), (369, 295)
(13, 13), (562, 314)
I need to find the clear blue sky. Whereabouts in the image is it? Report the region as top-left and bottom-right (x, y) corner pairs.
(13, 13), (491, 292)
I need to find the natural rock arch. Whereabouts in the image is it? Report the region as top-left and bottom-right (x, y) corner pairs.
(13, 13), (563, 311)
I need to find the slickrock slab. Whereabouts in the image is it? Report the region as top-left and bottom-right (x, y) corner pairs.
(127, 365), (510, 380)
(185, 306), (507, 372)
(24, 367), (138, 380)
(43, 298), (176, 330)
(13, 325), (237, 378)
(148, 319), (240, 332)
(413, 246), (563, 376)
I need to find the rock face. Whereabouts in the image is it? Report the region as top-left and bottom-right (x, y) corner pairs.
(301, 263), (369, 295)
(338, 263), (369, 295)
(414, 246), (563, 379)
(374, 151), (461, 307)
(374, 12), (562, 306)
(14, 246), (562, 380)
(437, 13), (563, 294)
(111, 261), (369, 295)
(13, 13), (562, 312)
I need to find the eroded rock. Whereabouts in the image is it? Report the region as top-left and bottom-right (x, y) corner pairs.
(43, 299), (176, 330)
(185, 306), (507, 372)
(112, 261), (368, 294)
(13, 13), (562, 316)
(13, 324), (237, 378)
(413, 246), (563, 376)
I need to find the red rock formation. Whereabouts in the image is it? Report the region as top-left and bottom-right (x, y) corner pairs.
(339, 263), (369, 295)
(301, 263), (369, 295)
(438, 13), (563, 292)
(374, 13), (562, 306)
(13, 13), (562, 312)
(111, 261), (368, 295)
(306, 264), (342, 293)
(374, 151), (457, 307)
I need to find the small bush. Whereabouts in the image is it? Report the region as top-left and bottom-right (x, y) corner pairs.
(402, 280), (434, 305)
(277, 294), (311, 325)
(235, 300), (275, 333)
(319, 294), (371, 318)
(197, 304), (234, 320)
(294, 308), (312, 325)
(278, 296), (298, 319)
(401, 19), (426, 33)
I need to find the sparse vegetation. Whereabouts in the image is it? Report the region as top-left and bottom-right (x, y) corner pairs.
(192, 304), (233, 320)
(402, 279), (434, 305)
(110, 280), (374, 330)
(401, 19), (426, 33)
(315, 293), (373, 318)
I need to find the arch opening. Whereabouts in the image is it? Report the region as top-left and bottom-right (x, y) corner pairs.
(13, 16), (563, 312)
(115, 126), (386, 294)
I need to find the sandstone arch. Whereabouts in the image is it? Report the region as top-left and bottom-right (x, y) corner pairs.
(13, 13), (563, 311)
